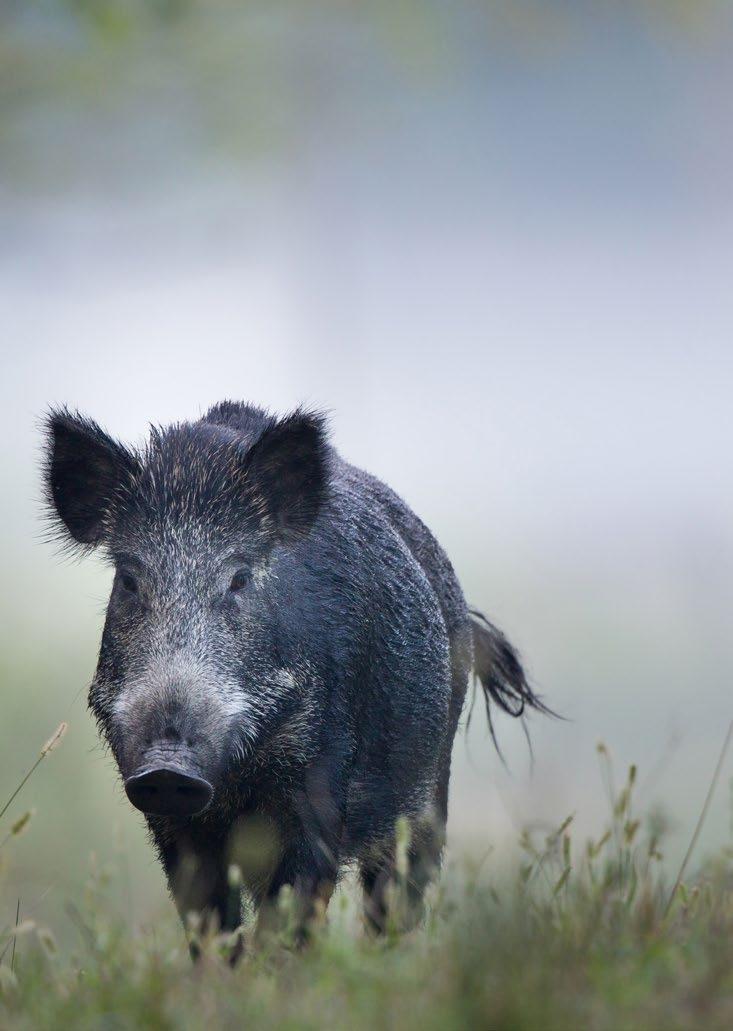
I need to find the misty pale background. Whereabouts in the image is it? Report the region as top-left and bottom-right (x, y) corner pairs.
(1, 1), (732, 939)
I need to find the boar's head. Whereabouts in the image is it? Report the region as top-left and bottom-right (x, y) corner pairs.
(44, 404), (329, 818)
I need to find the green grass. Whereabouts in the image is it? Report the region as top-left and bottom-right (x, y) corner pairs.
(2, 739), (733, 1030)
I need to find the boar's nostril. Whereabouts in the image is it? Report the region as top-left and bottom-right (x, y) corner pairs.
(124, 767), (213, 817)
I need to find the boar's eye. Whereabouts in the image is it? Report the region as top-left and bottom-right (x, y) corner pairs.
(119, 571), (138, 596)
(228, 569), (250, 593)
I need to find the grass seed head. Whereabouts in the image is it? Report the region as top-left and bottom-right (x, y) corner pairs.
(40, 722), (68, 757)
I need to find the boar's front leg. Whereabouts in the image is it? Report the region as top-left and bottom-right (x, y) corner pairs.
(154, 827), (243, 959)
(255, 838), (339, 946)
(256, 765), (343, 945)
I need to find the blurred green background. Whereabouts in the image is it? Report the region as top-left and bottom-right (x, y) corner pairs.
(1, 0), (732, 947)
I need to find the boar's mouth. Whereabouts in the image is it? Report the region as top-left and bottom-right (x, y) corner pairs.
(124, 764), (214, 817)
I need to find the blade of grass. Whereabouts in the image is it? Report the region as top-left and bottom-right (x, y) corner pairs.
(664, 719), (733, 918)
(10, 899), (20, 974)
(0, 722), (67, 824)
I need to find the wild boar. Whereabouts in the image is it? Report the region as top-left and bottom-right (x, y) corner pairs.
(44, 402), (545, 947)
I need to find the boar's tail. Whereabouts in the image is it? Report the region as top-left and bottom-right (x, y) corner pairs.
(467, 608), (552, 751)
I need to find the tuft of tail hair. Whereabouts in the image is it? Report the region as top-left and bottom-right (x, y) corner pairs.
(468, 608), (553, 756)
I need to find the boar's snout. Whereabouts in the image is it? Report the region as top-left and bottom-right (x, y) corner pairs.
(125, 766), (213, 817)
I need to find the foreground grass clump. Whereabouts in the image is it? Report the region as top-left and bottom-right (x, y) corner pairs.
(2, 746), (733, 1030)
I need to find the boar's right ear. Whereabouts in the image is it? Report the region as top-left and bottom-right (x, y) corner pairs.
(241, 409), (330, 542)
(44, 408), (139, 548)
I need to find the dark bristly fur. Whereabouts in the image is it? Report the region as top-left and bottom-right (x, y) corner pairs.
(42, 400), (548, 951)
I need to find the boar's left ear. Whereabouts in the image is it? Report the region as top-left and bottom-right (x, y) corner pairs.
(44, 408), (140, 549)
(241, 409), (330, 542)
